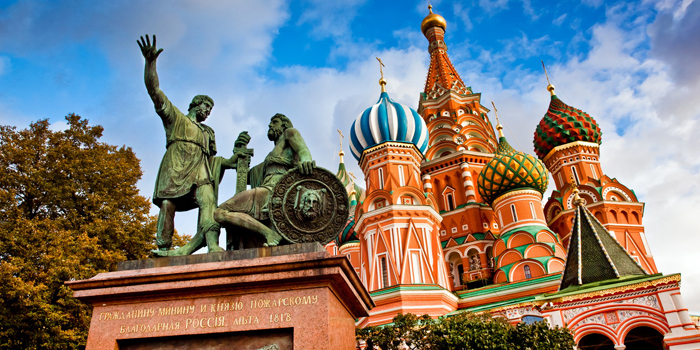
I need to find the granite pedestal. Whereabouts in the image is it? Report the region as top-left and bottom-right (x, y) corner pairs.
(67, 243), (373, 350)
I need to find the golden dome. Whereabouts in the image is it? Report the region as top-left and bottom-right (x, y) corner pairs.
(421, 5), (447, 35)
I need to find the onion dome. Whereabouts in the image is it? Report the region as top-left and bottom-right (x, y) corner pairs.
(336, 198), (359, 246)
(478, 124), (549, 205)
(349, 88), (429, 162)
(533, 85), (602, 159)
(421, 5), (447, 35)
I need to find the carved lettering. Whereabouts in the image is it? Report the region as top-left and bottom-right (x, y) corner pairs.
(209, 301), (244, 312)
(185, 316), (228, 330)
(119, 322), (181, 334)
(158, 305), (195, 316)
(251, 295), (317, 309)
(269, 313), (292, 323)
(99, 308), (155, 321)
(231, 316), (260, 326)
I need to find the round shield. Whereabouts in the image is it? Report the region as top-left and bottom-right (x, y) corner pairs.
(269, 167), (349, 244)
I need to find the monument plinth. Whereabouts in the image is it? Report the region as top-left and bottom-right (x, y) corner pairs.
(67, 243), (372, 350)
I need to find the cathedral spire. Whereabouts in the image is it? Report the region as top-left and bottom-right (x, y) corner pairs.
(421, 5), (470, 98)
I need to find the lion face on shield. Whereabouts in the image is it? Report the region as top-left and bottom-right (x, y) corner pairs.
(295, 187), (326, 222)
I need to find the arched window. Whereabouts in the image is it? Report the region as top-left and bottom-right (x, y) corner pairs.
(398, 165), (405, 186)
(377, 168), (384, 190)
(410, 251), (423, 283)
(510, 204), (518, 222)
(446, 193), (455, 211)
(590, 164), (598, 179)
(380, 256), (389, 288)
(557, 172), (563, 187)
(524, 265), (531, 279)
(571, 166), (580, 184)
(498, 211), (504, 227)
(529, 202), (537, 219)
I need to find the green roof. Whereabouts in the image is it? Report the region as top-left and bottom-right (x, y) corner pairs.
(370, 284), (447, 297)
(456, 273), (561, 299)
(560, 200), (647, 290)
(440, 232), (490, 248)
(449, 295), (539, 315)
(540, 273), (671, 300)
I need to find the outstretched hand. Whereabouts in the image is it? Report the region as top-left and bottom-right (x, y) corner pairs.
(137, 34), (163, 61)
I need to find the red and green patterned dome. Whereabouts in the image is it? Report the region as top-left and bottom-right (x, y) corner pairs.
(478, 136), (549, 205)
(533, 95), (602, 159)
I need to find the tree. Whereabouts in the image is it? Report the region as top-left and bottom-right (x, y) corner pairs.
(356, 312), (575, 350)
(0, 115), (174, 349)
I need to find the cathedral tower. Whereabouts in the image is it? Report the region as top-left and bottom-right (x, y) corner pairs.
(418, 6), (500, 290)
(533, 83), (657, 273)
(349, 69), (455, 327)
(477, 120), (566, 283)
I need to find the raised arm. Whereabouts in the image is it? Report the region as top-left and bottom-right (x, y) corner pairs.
(137, 34), (166, 110)
(285, 128), (315, 175)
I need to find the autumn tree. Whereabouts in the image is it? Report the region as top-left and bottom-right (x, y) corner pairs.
(357, 312), (575, 350)
(0, 115), (163, 349)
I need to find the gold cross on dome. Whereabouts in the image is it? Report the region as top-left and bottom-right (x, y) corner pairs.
(542, 60), (551, 85)
(491, 101), (501, 126)
(376, 57), (385, 80)
(337, 129), (344, 150)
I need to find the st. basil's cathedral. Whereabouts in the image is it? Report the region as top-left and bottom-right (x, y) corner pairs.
(325, 6), (700, 349)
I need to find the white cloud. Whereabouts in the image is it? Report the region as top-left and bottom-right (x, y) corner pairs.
(453, 2), (474, 32)
(297, 0), (367, 39)
(1, 0), (699, 314)
(553, 13), (567, 26)
(478, 0), (510, 14)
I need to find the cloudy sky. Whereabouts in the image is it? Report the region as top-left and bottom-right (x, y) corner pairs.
(1, 0), (698, 312)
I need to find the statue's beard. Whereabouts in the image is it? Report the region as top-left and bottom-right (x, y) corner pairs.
(301, 205), (319, 220)
(268, 127), (283, 141)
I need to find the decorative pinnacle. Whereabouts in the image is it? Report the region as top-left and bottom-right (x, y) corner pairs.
(376, 57), (387, 93)
(428, 4), (433, 13)
(337, 129), (345, 162)
(570, 173), (583, 206)
(491, 101), (505, 138)
(542, 61), (555, 96)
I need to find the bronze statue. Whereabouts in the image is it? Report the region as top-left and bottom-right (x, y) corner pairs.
(215, 114), (315, 249)
(138, 34), (245, 256)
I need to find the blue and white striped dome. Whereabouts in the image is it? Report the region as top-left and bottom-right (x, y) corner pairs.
(349, 91), (429, 161)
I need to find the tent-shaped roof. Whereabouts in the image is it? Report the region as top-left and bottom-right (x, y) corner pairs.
(560, 191), (647, 290)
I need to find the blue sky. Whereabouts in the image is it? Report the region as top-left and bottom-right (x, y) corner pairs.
(1, 0), (699, 312)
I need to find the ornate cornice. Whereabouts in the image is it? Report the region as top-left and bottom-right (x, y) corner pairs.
(543, 141), (600, 163)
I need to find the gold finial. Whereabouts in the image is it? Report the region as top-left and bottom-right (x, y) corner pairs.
(421, 4), (447, 35)
(491, 101), (505, 138)
(337, 129), (345, 162)
(570, 173), (583, 206)
(376, 57), (387, 92)
(542, 61), (555, 96)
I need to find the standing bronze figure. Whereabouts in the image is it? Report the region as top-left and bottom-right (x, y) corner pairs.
(138, 34), (245, 256)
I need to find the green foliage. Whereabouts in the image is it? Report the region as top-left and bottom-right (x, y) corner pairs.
(356, 314), (435, 350)
(0, 115), (163, 349)
(357, 312), (575, 350)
